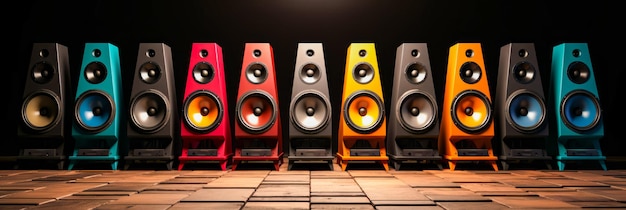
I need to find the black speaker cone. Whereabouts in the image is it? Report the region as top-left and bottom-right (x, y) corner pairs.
(130, 90), (170, 133)
(459, 61), (482, 84)
(84, 62), (108, 84)
(192, 62), (214, 84)
(397, 90), (437, 133)
(567, 61), (590, 84)
(31, 62), (55, 84)
(512, 61), (536, 84)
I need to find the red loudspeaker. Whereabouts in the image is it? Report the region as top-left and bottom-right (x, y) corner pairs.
(179, 43), (232, 171)
(232, 43), (283, 171)
(439, 43), (498, 171)
(16, 43), (71, 169)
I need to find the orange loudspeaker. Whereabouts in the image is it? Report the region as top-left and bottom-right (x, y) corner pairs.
(287, 43), (334, 170)
(125, 43), (177, 170)
(232, 43), (283, 171)
(16, 43), (71, 169)
(439, 43), (498, 171)
(179, 43), (232, 171)
(337, 43), (388, 171)
(495, 43), (551, 170)
(387, 43), (442, 170)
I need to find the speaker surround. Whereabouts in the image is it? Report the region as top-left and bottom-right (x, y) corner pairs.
(387, 43), (441, 170)
(16, 43), (71, 169)
(125, 43), (177, 170)
(232, 43), (283, 171)
(287, 43), (334, 170)
(179, 43), (232, 171)
(439, 43), (498, 171)
(548, 43), (606, 171)
(69, 43), (124, 170)
(495, 43), (551, 170)
(337, 43), (388, 171)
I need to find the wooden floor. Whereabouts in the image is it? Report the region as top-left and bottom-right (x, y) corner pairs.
(0, 159), (625, 210)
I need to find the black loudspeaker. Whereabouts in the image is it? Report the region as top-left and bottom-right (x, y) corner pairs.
(287, 43), (334, 170)
(495, 43), (551, 170)
(125, 43), (177, 170)
(16, 43), (71, 169)
(387, 43), (441, 170)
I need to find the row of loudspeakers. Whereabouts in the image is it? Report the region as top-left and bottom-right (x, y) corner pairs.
(17, 42), (605, 172)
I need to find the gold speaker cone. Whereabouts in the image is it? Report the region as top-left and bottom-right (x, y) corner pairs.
(184, 90), (223, 132)
(236, 91), (277, 133)
(22, 90), (61, 131)
(291, 91), (330, 133)
(344, 91), (384, 133)
(452, 90), (492, 133)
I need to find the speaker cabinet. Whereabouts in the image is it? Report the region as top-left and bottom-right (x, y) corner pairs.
(69, 43), (124, 170)
(387, 43), (441, 170)
(125, 43), (177, 170)
(179, 43), (232, 171)
(439, 43), (498, 171)
(287, 43), (334, 170)
(232, 43), (283, 171)
(549, 43), (606, 171)
(495, 43), (551, 170)
(337, 43), (388, 171)
(16, 43), (71, 169)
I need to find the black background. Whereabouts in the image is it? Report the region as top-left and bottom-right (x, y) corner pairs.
(6, 1), (623, 162)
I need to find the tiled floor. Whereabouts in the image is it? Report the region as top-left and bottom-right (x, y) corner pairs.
(0, 159), (625, 210)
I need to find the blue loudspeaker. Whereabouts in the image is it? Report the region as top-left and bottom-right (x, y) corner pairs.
(549, 43), (605, 171)
(69, 43), (124, 170)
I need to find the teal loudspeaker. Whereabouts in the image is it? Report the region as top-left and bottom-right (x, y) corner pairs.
(69, 43), (125, 170)
(549, 43), (605, 171)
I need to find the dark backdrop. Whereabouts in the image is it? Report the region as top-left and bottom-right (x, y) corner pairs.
(7, 1), (623, 160)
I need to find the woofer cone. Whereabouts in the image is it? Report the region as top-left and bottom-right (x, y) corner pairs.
(245, 63), (268, 84)
(21, 89), (61, 132)
(290, 90), (331, 133)
(505, 90), (546, 133)
(512, 61), (536, 84)
(192, 62), (214, 84)
(459, 61), (482, 84)
(560, 90), (601, 132)
(299, 63), (321, 84)
(236, 90), (277, 134)
(84, 61), (108, 84)
(344, 90), (384, 134)
(74, 90), (115, 133)
(352, 62), (375, 84)
(451, 90), (492, 133)
(567, 61), (590, 84)
(405, 62), (427, 84)
(397, 90), (437, 133)
(129, 89), (170, 133)
(183, 90), (223, 133)
(31, 61), (55, 84)
(138, 62), (161, 84)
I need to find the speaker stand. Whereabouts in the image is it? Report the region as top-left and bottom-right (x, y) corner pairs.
(388, 138), (442, 170)
(288, 138), (334, 170)
(16, 139), (65, 170)
(443, 138), (498, 171)
(499, 138), (552, 170)
(125, 138), (174, 170)
(554, 138), (606, 171)
(178, 138), (232, 171)
(68, 138), (120, 170)
(337, 139), (389, 171)
(232, 138), (283, 171)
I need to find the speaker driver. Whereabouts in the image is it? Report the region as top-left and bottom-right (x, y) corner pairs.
(74, 90), (115, 132)
(183, 90), (223, 132)
(31, 62), (55, 84)
(192, 62), (214, 84)
(138, 62), (161, 84)
(236, 91), (277, 134)
(397, 90), (437, 133)
(84, 62), (108, 84)
(344, 90), (384, 133)
(291, 90), (331, 133)
(459, 61), (482, 84)
(21, 89), (61, 132)
(451, 90), (492, 133)
(130, 89), (170, 133)
(245, 63), (268, 84)
(352, 63), (375, 84)
(560, 90), (601, 132)
(505, 90), (546, 133)
(567, 61), (590, 84)
(405, 62), (427, 84)
(299, 63), (321, 84)
(513, 61), (536, 84)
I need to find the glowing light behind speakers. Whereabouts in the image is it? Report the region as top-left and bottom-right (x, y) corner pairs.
(232, 43), (283, 171)
(386, 43), (441, 170)
(337, 43), (388, 171)
(439, 43), (498, 171)
(287, 43), (334, 170)
(125, 43), (177, 170)
(179, 43), (232, 171)
(69, 43), (124, 170)
(17, 43), (71, 169)
(549, 43), (606, 171)
(495, 43), (551, 170)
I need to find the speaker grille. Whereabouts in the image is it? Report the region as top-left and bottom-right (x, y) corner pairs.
(183, 90), (223, 133)
(236, 90), (277, 134)
(21, 89), (61, 132)
(290, 90), (331, 133)
(129, 89), (170, 133)
(451, 90), (492, 133)
(397, 90), (437, 133)
(560, 90), (601, 132)
(74, 90), (115, 133)
(505, 90), (546, 133)
(344, 90), (384, 133)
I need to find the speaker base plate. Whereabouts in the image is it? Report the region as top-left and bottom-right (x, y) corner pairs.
(232, 152), (284, 171)
(336, 153), (389, 171)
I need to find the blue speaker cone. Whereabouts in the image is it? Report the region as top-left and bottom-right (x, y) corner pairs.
(561, 90), (600, 132)
(75, 90), (114, 132)
(507, 91), (545, 132)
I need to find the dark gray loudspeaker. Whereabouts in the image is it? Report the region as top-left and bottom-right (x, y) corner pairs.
(386, 43), (441, 170)
(287, 43), (333, 170)
(125, 43), (177, 170)
(16, 43), (71, 169)
(495, 43), (550, 170)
